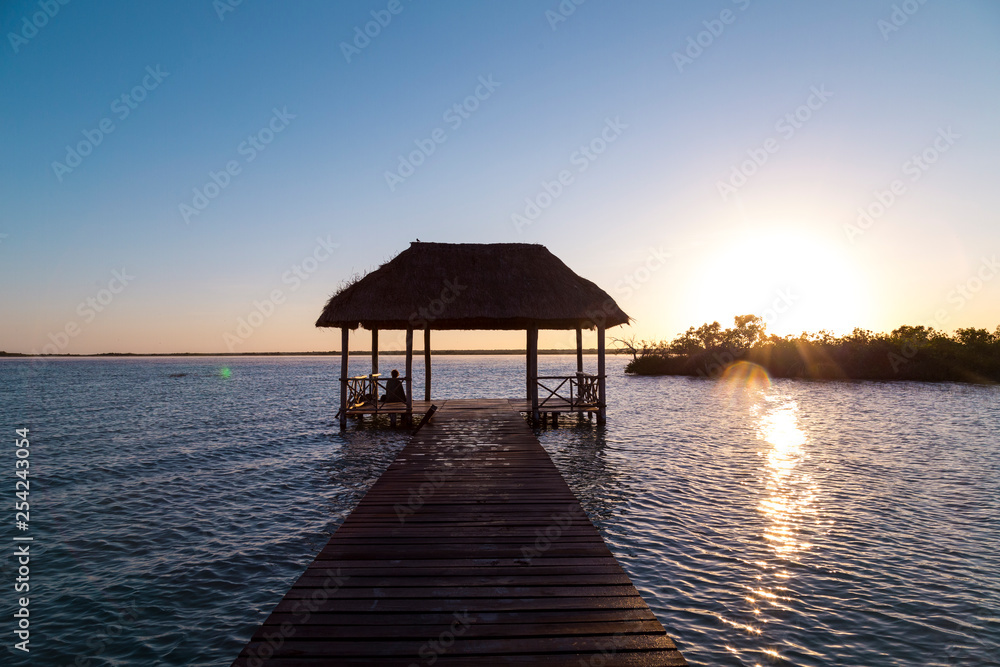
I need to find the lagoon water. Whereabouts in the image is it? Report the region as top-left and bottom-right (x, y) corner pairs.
(1, 355), (998, 666)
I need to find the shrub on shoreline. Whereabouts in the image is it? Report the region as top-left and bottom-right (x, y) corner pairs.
(618, 316), (1000, 383)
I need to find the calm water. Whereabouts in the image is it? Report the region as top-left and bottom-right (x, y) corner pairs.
(1, 355), (997, 666)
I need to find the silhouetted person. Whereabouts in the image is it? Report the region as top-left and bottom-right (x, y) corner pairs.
(382, 369), (406, 403)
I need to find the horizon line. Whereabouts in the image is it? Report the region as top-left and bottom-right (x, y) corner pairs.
(0, 348), (611, 359)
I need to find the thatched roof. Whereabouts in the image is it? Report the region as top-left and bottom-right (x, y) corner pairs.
(316, 242), (629, 330)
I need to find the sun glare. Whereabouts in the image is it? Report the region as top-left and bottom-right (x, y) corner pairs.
(684, 228), (868, 337)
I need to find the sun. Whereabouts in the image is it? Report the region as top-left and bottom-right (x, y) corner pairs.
(682, 228), (869, 337)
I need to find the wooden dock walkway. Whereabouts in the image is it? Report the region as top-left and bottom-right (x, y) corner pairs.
(233, 399), (685, 666)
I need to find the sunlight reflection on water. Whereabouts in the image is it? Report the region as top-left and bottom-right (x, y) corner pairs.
(756, 395), (814, 558)
(737, 392), (821, 665)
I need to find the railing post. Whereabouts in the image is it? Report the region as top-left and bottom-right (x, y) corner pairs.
(597, 324), (606, 424)
(339, 327), (349, 430)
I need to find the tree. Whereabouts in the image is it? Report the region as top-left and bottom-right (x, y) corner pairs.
(728, 314), (766, 351)
(955, 327), (994, 346)
(669, 327), (704, 355)
(693, 321), (723, 349)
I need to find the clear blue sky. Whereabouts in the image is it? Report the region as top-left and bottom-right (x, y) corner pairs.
(2, 0), (998, 353)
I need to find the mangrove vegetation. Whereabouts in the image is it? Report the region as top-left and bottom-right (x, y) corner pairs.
(617, 315), (1000, 383)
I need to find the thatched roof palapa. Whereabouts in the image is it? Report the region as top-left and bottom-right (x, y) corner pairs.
(316, 242), (630, 331)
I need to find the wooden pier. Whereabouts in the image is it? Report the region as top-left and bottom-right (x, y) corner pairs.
(233, 399), (685, 666)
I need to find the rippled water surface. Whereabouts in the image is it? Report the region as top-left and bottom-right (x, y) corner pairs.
(1, 356), (998, 666)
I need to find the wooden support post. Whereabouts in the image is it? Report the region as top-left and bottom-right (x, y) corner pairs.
(528, 326), (539, 425)
(575, 326), (584, 410)
(424, 327), (431, 401)
(371, 328), (379, 411)
(576, 327), (583, 374)
(597, 324), (606, 424)
(405, 328), (413, 425)
(339, 327), (348, 430)
(526, 329), (532, 401)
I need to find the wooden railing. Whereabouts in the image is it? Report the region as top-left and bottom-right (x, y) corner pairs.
(536, 372), (602, 409)
(341, 374), (409, 414)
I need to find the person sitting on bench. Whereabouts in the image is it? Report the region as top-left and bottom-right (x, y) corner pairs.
(381, 369), (407, 403)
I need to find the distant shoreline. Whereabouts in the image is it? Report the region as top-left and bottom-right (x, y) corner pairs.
(0, 349), (606, 358)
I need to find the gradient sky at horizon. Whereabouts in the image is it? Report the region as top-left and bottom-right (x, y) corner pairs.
(2, 0), (999, 354)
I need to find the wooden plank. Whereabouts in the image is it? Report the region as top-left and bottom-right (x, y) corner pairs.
(291, 573), (635, 587)
(238, 634), (680, 657)
(232, 399), (686, 666)
(254, 619), (667, 640)
(261, 607), (659, 626)
(269, 595), (661, 614)
(234, 652), (687, 667)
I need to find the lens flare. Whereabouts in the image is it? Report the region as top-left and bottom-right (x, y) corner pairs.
(721, 361), (771, 387)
